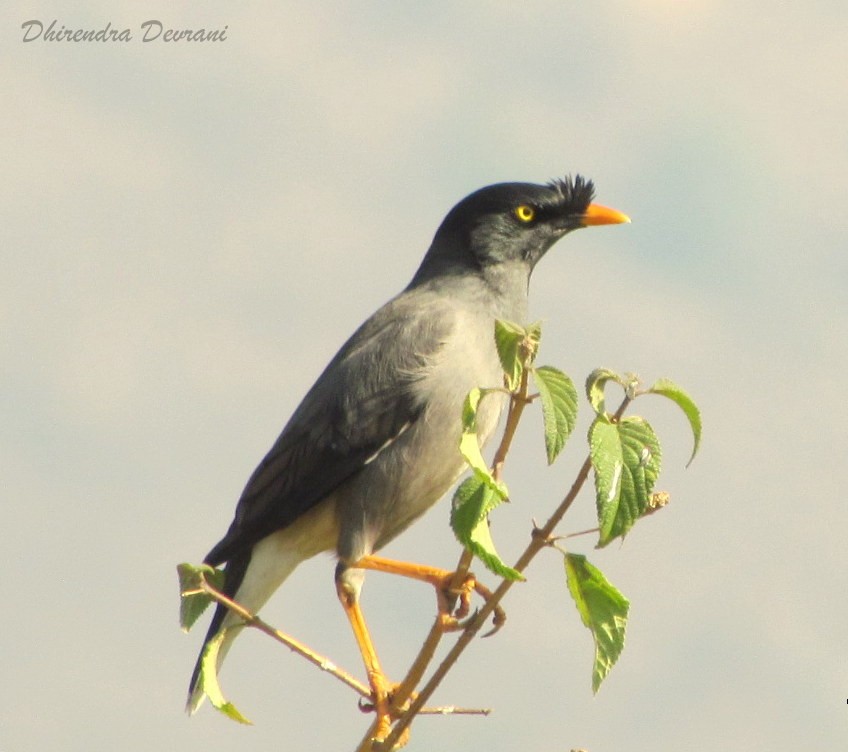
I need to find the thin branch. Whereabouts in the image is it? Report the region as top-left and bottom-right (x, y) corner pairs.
(198, 576), (371, 699)
(418, 706), (491, 716)
(564, 526), (601, 539)
(491, 367), (532, 483)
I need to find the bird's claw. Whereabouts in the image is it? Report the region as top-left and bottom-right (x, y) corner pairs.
(438, 572), (506, 635)
(358, 684), (417, 716)
(481, 605), (507, 637)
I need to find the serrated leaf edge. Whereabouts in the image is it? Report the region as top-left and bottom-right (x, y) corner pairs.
(564, 553), (629, 693)
(532, 365), (578, 464)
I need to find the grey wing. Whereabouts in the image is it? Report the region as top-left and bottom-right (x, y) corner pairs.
(203, 294), (453, 566)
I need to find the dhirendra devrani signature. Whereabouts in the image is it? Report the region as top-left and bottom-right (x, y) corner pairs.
(21, 20), (229, 43)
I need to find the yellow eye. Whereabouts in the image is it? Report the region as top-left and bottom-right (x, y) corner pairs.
(515, 204), (536, 223)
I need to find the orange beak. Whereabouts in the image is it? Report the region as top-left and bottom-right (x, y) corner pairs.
(580, 203), (631, 227)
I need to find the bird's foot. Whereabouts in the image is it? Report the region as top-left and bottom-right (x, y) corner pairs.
(436, 571), (506, 636)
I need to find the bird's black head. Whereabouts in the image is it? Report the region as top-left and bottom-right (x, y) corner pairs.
(412, 175), (628, 287)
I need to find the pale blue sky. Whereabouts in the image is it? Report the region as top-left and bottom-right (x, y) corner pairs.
(2, 2), (846, 750)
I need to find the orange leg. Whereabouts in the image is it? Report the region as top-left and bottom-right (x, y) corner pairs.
(337, 580), (394, 743)
(354, 555), (506, 634)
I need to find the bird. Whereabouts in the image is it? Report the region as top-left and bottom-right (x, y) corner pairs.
(186, 174), (629, 736)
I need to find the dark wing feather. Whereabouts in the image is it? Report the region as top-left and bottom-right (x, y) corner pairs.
(203, 291), (453, 566)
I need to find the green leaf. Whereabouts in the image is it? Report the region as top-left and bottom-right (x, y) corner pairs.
(585, 368), (626, 416)
(454, 389), (514, 578)
(451, 476), (523, 581)
(459, 389), (493, 479)
(494, 320), (525, 390)
(646, 377), (702, 466)
(200, 630), (252, 724)
(494, 320), (542, 390)
(564, 553), (629, 693)
(178, 563), (225, 633)
(450, 476), (506, 538)
(589, 416), (662, 546)
(523, 321), (542, 357)
(466, 515), (525, 582)
(532, 365), (578, 464)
